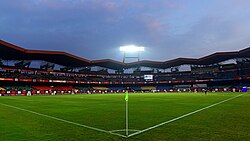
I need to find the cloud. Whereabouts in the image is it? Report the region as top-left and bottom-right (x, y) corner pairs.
(1, 0), (250, 62)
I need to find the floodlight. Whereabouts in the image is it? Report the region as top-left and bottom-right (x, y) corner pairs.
(120, 45), (145, 52)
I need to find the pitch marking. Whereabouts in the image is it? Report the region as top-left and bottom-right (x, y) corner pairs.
(0, 102), (126, 138)
(0, 94), (242, 138)
(109, 129), (141, 133)
(128, 94), (243, 138)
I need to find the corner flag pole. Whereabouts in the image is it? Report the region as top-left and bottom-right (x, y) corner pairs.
(125, 90), (129, 136)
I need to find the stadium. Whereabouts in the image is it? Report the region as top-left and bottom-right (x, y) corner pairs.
(0, 40), (250, 140)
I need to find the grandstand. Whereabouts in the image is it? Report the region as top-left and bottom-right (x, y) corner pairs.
(1, 40), (250, 141)
(141, 86), (156, 91)
(0, 39), (250, 95)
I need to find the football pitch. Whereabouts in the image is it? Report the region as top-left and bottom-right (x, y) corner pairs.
(0, 92), (249, 141)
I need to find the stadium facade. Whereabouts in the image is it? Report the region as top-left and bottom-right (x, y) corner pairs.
(1, 40), (250, 96)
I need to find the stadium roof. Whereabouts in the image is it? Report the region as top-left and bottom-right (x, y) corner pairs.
(1, 40), (250, 69)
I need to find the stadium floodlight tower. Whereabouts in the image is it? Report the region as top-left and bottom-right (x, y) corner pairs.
(119, 45), (144, 137)
(120, 45), (145, 63)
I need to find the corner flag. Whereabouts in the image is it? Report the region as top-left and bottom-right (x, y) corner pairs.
(125, 91), (128, 101)
(125, 90), (129, 136)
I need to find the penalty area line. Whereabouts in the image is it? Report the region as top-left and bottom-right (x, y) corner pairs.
(0, 102), (127, 138)
(128, 94), (243, 138)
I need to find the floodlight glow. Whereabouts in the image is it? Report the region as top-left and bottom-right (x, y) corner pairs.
(120, 45), (145, 52)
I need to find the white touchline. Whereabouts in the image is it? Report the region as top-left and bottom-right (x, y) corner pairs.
(0, 94), (242, 138)
(0, 102), (127, 138)
(128, 94), (243, 138)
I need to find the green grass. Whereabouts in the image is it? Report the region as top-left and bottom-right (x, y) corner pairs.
(0, 92), (250, 141)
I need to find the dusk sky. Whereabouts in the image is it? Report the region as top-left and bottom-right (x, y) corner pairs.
(1, 0), (250, 62)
